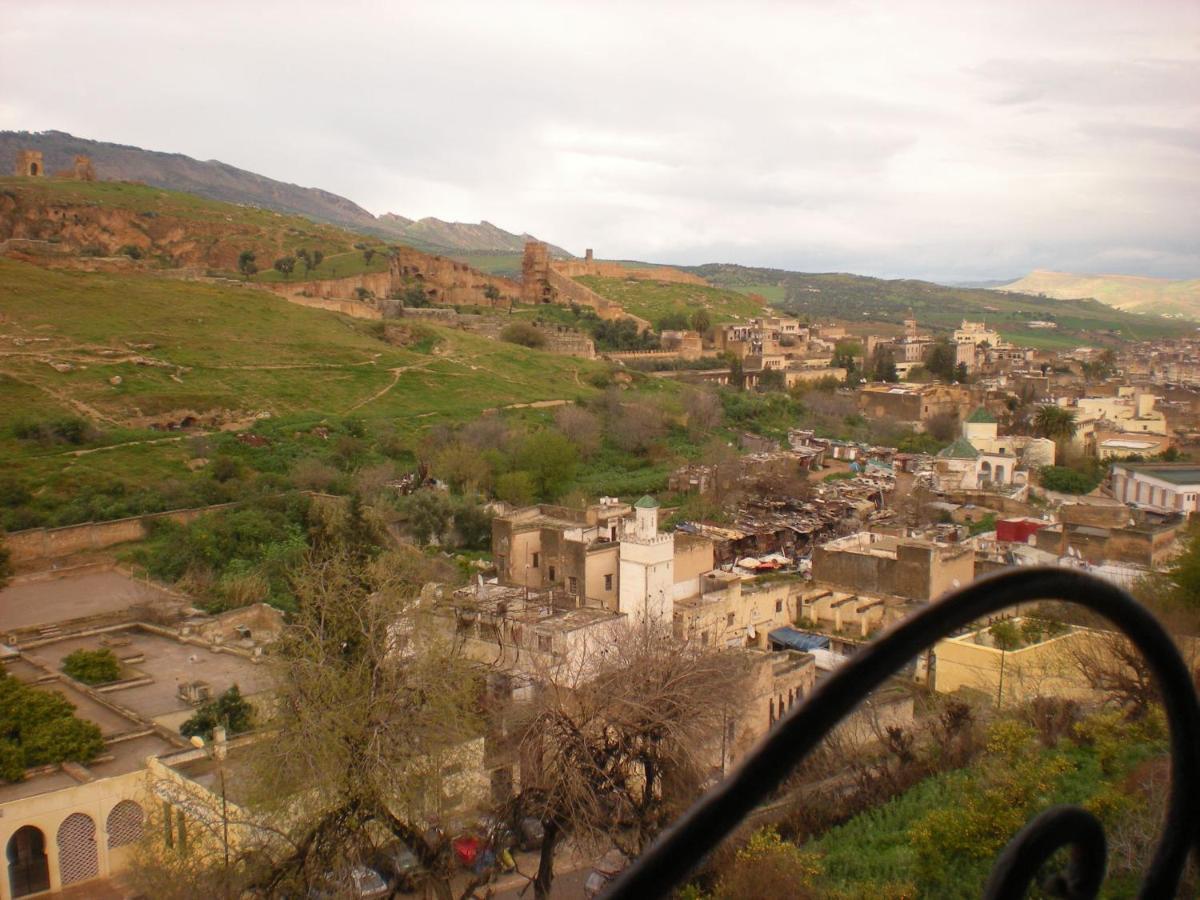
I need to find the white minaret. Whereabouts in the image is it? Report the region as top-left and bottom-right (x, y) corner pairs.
(618, 496), (675, 628)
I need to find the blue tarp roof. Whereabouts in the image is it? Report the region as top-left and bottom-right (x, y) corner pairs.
(768, 627), (830, 652)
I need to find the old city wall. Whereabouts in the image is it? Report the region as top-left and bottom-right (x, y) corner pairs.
(545, 269), (652, 331)
(266, 272), (391, 320)
(551, 257), (707, 286)
(392, 247), (520, 308)
(6, 504), (236, 563)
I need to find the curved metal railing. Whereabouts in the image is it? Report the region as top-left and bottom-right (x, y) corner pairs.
(602, 567), (1200, 899)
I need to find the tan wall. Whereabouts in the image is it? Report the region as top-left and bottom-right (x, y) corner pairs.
(0, 768), (148, 900)
(672, 537), (715, 595)
(583, 545), (620, 608)
(933, 628), (1094, 703)
(552, 258), (708, 286)
(6, 504), (235, 563)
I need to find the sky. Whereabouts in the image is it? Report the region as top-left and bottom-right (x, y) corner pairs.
(1, 0), (1198, 281)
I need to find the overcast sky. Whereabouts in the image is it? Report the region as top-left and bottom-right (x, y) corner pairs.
(2, 0), (1197, 281)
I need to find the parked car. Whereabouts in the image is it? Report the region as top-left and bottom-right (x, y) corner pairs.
(370, 841), (423, 893)
(583, 849), (629, 899)
(308, 865), (390, 899)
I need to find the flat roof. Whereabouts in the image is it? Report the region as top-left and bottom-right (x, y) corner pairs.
(27, 629), (273, 721)
(0, 570), (180, 631)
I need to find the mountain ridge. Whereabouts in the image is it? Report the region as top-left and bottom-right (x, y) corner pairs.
(0, 130), (571, 256)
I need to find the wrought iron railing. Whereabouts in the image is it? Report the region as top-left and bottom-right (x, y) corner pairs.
(603, 567), (1200, 899)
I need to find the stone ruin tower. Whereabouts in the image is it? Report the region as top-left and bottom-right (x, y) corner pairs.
(521, 240), (554, 304)
(14, 150), (44, 177)
(70, 155), (96, 181)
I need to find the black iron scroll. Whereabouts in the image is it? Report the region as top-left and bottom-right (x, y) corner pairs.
(602, 567), (1200, 899)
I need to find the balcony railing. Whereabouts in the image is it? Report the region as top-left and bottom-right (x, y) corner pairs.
(602, 566), (1200, 899)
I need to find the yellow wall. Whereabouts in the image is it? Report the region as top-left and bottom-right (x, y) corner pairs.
(933, 627), (1094, 704)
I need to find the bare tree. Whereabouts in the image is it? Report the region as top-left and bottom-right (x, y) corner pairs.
(683, 387), (723, 436)
(554, 405), (602, 459)
(510, 624), (748, 899)
(130, 544), (486, 899)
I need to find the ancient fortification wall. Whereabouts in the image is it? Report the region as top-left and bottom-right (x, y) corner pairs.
(392, 247), (520, 308)
(6, 504), (234, 563)
(553, 256), (706, 286)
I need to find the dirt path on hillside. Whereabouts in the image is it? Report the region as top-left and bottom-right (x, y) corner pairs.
(343, 360), (437, 412)
(0, 367), (123, 427)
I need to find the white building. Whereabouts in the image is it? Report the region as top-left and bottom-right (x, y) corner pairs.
(1111, 464), (1200, 516)
(618, 496), (676, 627)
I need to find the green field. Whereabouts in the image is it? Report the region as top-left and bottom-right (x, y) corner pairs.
(0, 259), (606, 527)
(251, 248), (391, 283)
(574, 275), (764, 327)
(448, 252), (525, 278)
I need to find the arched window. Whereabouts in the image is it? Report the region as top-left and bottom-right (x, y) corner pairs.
(56, 813), (98, 886)
(107, 800), (145, 849)
(7, 826), (50, 898)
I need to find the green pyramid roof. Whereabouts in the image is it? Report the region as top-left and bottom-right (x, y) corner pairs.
(966, 406), (998, 424)
(634, 495), (660, 509)
(939, 437), (981, 459)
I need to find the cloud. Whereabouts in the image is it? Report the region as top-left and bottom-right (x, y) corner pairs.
(0, 0), (1197, 279)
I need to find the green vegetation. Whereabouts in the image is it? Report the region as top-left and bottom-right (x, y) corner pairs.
(180, 685), (255, 741)
(61, 648), (122, 685)
(500, 321), (546, 348)
(0, 258), (606, 529)
(1039, 465), (1102, 495)
(253, 247), (389, 283)
(800, 712), (1167, 898)
(0, 671), (105, 781)
(575, 275), (763, 327)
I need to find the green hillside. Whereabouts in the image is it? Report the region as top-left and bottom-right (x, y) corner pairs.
(0, 259), (604, 528)
(688, 263), (1188, 347)
(574, 275), (764, 328)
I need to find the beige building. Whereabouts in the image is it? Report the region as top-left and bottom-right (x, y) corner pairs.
(1111, 463), (1200, 516)
(932, 619), (1096, 705)
(811, 531), (975, 603)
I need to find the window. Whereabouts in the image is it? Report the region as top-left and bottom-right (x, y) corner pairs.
(568, 576), (578, 594)
(604, 574), (613, 591)
(537, 634), (552, 653)
(548, 565), (556, 582)
(531, 552), (539, 569)
(775, 599), (783, 613)
(701, 631), (709, 646)
(726, 613), (735, 627)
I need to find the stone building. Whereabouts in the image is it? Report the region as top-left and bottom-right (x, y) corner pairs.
(13, 150), (43, 177)
(857, 382), (972, 430)
(1111, 463), (1200, 516)
(811, 531), (975, 603)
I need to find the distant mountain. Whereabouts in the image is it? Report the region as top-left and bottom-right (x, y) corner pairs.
(0, 130), (571, 256)
(1001, 269), (1200, 320)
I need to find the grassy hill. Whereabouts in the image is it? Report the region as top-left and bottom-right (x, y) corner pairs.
(0, 258), (604, 528)
(1001, 269), (1200, 320)
(688, 263), (1188, 348)
(574, 275), (764, 328)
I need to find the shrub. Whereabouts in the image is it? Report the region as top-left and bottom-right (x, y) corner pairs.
(1039, 465), (1101, 494)
(988, 620), (1022, 651)
(0, 672), (105, 779)
(62, 648), (121, 685)
(500, 322), (546, 349)
(180, 685), (255, 741)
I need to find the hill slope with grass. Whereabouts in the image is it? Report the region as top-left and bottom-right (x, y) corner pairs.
(688, 263), (1188, 348)
(574, 275), (764, 328)
(1001, 269), (1200, 320)
(0, 258), (604, 529)
(0, 130), (569, 255)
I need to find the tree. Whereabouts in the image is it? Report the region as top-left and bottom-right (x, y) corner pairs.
(0, 672), (105, 780)
(295, 248), (311, 273)
(869, 347), (898, 383)
(273, 256), (296, 279)
(1033, 405), (1078, 444)
(362, 247), (376, 264)
(0, 529), (11, 591)
(514, 430), (579, 500)
(224, 547), (483, 899)
(237, 250), (258, 278)
(309, 249), (323, 273)
(554, 405), (602, 459)
(690, 309), (712, 336)
(955, 362), (970, 383)
(180, 685), (255, 740)
(682, 387), (723, 436)
(495, 471), (535, 506)
(434, 442), (493, 493)
(609, 399), (667, 453)
(401, 489), (455, 545)
(483, 284), (502, 307)
(512, 624), (748, 898)
(62, 648), (121, 685)
(923, 338), (957, 382)
(500, 322), (546, 349)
